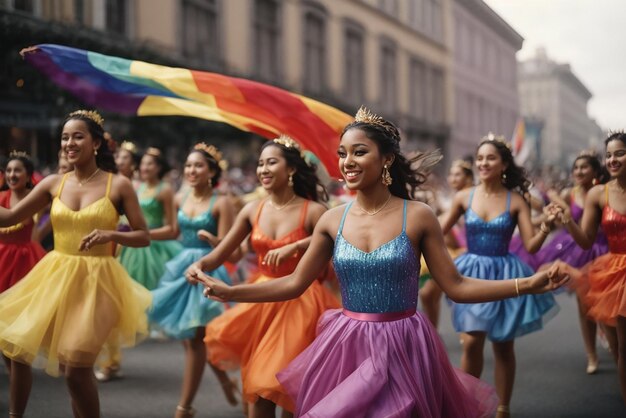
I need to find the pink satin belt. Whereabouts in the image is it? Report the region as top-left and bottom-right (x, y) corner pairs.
(342, 308), (416, 322)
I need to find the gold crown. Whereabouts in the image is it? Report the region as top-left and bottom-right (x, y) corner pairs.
(273, 134), (301, 151)
(354, 106), (399, 140)
(479, 132), (511, 150)
(9, 150), (29, 159)
(120, 141), (137, 154)
(451, 159), (473, 171)
(194, 142), (227, 170)
(145, 147), (162, 158)
(577, 149), (597, 158)
(69, 110), (105, 128)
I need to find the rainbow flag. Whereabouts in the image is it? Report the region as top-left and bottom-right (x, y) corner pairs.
(21, 44), (352, 178)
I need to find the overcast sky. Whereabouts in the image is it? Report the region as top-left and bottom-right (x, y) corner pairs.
(483, 0), (625, 130)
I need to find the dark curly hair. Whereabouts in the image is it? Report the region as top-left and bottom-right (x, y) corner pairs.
(573, 153), (608, 185)
(142, 149), (170, 180)
(1, 154), (35, 191)
(63, 112), (117, 173)
(190, 149), (222, 188)
(260, 141), (328, 202)
(341, 120), (441, 200)
(477, 139), (531, 201)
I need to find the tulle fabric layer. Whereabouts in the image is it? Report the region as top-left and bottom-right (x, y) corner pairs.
(0, 251), (151, 376)
(534, 229), (608, 268)
(0, 241), (46, 292)
(119, 239), (183, 290)
(576, 252), (626, 327)
(508, 235), (540, 270)
(149, 248), (231, 339)
(452, 252), (558, 341)
(205, 275), (339, 411)
(277, 309), (498, 418)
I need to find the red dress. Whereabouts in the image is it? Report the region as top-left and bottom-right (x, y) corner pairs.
(205, 200), (339, 411)
(0, 190), (46, 292)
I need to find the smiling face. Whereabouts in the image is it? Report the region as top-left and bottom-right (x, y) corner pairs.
(115, 149), (135, 176)
(5, 159), (30, 191)
(572, 157), (596, 187)
(256, 144), (294, 192)
(605, 138), (626, 179)
(448, 165), (470, 191)
(338, 128), (391, 191)
(140, 154), (160, 182)
(61, 119), (100, 167)
(184, 151), (214, 188)
(475, 143), (506, 183)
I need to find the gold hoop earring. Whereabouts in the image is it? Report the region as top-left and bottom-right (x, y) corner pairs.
(382, 165), (392, 186)
(288, 173), (294, 188)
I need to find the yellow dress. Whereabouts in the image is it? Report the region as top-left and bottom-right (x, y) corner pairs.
(0, 173), (152, 376)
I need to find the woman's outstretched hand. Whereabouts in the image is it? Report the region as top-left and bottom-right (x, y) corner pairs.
(262, 242), (298, 269)
(199, 274), (232, 302)
(528, 260), (571, 293)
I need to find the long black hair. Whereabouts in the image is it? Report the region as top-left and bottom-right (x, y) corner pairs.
(341, 119), (441, 200)
(477, 139), (531, 201)
(63, 111), (117, 173)
(0, 153), (35, 191)
(260, 141), (328, 202)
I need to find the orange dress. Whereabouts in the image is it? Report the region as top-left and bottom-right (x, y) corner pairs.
(204, 200), (339, 411)
(579, 186), (626, 326)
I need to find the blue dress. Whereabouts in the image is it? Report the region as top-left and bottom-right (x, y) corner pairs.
(149, 194), (231, 339)
(277, 201), (498, 418)
(451, 189), (558, 341)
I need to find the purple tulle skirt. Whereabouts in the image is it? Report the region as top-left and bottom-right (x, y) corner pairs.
(533, 229), (608, 268)
(277, 309), (498, 418)
(509, 234), (539, 270)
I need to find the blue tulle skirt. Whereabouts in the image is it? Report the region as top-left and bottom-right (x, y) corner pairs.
(451, 252), (559, 342)
(149, 247), (231, 339)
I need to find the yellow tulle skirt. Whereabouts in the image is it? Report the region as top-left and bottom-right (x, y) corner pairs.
(0, 251), (152, 376)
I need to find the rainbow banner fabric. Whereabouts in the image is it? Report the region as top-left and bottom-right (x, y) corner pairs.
(22, 44), (352, 177)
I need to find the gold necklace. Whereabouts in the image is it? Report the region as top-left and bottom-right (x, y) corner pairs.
(268, 194), (297, 211)
(357, 193), (392, 216)
(74, 168), (100, 187)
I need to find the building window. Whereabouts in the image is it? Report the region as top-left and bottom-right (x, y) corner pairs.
(13, 0), (34, 12)
(303, 7), (327, 95)
(378, 0), (399, 17)
(410, 58), (426, 120)
(253, 0), (281, 82)
(74, 0), (85, 23)
(379, 40), (397, 112)
(432, 68), (444, 124)
(182, 0), (220, 67)
(344, 21), (365, 105)
(105, 0), (128, 35)
(408, 0), (443, 42)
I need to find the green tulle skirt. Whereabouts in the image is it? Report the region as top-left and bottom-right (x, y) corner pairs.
(119, 240), (184, 290)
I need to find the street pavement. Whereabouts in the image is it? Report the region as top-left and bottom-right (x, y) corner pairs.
(1, 293), (625, 417)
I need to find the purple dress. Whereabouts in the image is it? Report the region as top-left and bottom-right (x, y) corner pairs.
(533, 201), (608, 268)
(277, 201), (498, 417)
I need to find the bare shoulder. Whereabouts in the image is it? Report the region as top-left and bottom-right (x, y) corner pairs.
(407, 200), (437, 227)
(454, 187), (472, 206)
(37, 173), (64, 194)
(306, 200), (327, 216)
(111, 173), (134, 193)
(315, 204), (348, 235)
(587, 184), (605, 207)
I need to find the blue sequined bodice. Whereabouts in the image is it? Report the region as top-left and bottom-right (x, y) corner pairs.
(178, 194), (218, 248)
(333, 201), (420, 313)
(465, 189), (515, 256)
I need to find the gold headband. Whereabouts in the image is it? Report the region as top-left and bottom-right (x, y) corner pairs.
(9, 150), (29, 159)
(479, 132), (511, 150)
(354, 106), (399, 141)
(273, 134), (301, 151)
(69, 110), (104, 128)
(145, 147), (162, 158)
(120, 141), (137, 154)
(194, 142), (227, 170)
(452, 159), (472, 171)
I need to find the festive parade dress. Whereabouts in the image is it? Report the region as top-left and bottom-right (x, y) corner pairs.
(0, 190), (46, 292)
(205, 200), (339, 411)
(277, 201), (498, 418)
(577, 186), (626, 326)
(119, 182), (183, 290)
(149, 194), (231, 339)
(451, 188), (558, 341)
(0, 173), (151, 376)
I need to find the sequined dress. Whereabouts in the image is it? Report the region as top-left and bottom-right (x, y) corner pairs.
(577, 186), (626, 326)
(119, 182), (183, 290)
(0, 190), (46, 292)
(149, 194), (231, 339)
(277, 201), (498, 418)
(205, 200), (339, 411)
(0, 173), (151, 376)
(451, 189), (558, 341)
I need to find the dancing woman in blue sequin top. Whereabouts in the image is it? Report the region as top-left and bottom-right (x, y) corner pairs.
(189, 109), (568, 418)
(441, 136), (559, 417)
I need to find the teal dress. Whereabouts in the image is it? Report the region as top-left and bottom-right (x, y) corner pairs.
(119, 182), (183, 290)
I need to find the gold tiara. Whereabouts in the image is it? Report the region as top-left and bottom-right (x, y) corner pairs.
(479, 132), (511, 150)
(120, 141), (138, 154)
(145, 147), (162, 158)
(194, 142), (227, 170)
(577, 149), (597, 158)
(452, 159), (472, 171)
(69, 110), (104, 128)
(273, 134), (301, 151)
(354, 106), (399, 140)
(9, 150), (29, 159)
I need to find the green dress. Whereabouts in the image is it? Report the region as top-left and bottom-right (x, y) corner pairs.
(119, 182), (183, 290)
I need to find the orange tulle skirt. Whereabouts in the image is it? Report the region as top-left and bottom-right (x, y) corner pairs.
(577, 252), (626, 326)
(205, 274), (339, 411)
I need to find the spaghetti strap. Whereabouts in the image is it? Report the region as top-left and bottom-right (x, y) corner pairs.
(207, 193), (218, 214)
(468, 187), (476, 208)
(105, 173), (113, 198)
(605, 184), (609, 207)
(298, 200), (310, 228)
(401, 200), (407, 232)
(337, 202), (353, 235)
(254, 200), (267, 225)
(55, 173), (70, 198)
(505, 191), (512, 212)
